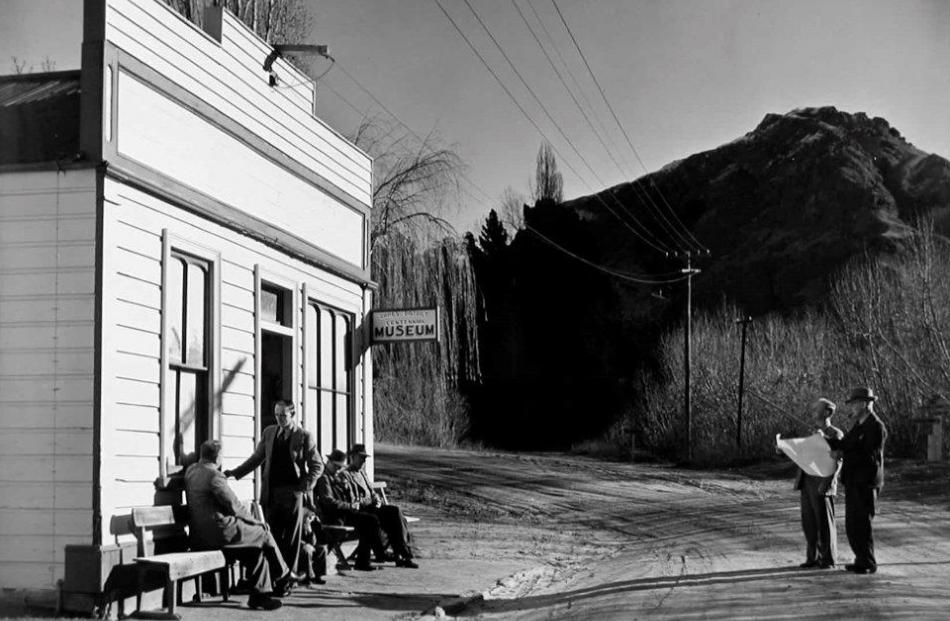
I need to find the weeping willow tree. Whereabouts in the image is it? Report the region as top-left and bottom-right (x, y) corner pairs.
(355, 120), (481, 446)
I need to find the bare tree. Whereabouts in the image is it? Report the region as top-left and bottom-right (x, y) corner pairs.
(499, 186), (526, 231)
(351, 119), (481, 446)
(531, 141), (563, 204)
(11, 57), (27, 74)
(162, 0), (310, 42)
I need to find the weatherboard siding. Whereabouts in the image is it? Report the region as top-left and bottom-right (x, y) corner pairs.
(103, 0), (371, 208)
(0, 169), (97, 590)
(98, 178), (367, 539)
(114, 69), (365, 267)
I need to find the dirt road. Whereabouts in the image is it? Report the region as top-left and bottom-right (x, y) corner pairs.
(376, 445), (950, 620)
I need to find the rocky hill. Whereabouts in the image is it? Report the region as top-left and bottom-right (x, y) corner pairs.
(562, 106), (950, 314)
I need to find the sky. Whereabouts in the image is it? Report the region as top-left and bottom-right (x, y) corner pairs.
(3, 0), (949, 234)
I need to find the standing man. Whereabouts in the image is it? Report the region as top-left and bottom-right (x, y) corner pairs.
(185, 440), (294, 610)
(315, 449), (387, 571)
(796, 398), (843, 569)
(827, 387), (887, 574)
(226, 400), (322, 575)
(345, 444), (418, 568)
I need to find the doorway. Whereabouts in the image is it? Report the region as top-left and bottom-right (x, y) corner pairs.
(260, 330), (293, 430)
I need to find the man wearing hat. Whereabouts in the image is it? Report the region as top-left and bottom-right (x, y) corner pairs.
(827, 387), (888, 574)
(346, 444), (418, 568)
(796, 398), (844, 569)
(226, 400), (322, 575)
(315, 449), (387, 571)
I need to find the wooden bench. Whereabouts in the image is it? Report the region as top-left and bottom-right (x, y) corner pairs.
(373, 481), (420, 523)
(247, 501), (355, 572)
(314, 518), (357, 570)
(130, 506), (229, 619)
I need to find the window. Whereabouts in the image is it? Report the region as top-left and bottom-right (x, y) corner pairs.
(164, 251), (210, 474)
(305, 303), (353, 452)
(259, 280), (295, 430)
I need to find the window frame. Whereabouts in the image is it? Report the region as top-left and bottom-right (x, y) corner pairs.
(159, 230), (221, 485)
(303, 294), (355, 453)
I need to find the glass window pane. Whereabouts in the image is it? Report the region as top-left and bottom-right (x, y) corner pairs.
(319, 308), (333, 388)
(306, 305), (317, 387)
(177, 371), (197, 465)
(320, 390), (334, 450)
(261, 286), (279, 323)
(335, 393), (349, 450)
(167, 257), (184, 364)
(335, 315), (349, 390)
(185, 263), (206, 366)
(165, 371), (179, 473)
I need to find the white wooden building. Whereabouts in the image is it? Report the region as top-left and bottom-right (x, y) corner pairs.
(0, 0), (374, 607)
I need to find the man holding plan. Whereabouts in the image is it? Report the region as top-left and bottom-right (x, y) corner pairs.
(776, 398), (843, 569)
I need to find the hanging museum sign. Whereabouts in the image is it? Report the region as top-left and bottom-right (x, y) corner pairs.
(371, 307), (440, 344)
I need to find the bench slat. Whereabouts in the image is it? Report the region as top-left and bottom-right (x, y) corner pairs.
(131, 506), (189, 528)
(135, 551), (226, 581)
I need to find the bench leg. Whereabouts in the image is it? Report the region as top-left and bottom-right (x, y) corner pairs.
(331, 544), (350, 570)
(167, 578), (177, 618)
(220, 568), (230, 602)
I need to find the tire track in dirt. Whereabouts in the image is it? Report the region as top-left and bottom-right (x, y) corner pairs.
(378, 445), (950, 620)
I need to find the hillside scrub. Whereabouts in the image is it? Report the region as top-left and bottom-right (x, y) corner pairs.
(632, 226), (950, 465)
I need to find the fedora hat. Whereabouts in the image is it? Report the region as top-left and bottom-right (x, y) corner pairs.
(348, 443), (370, 457)
(326, 449), (347, 463)
(846, 387), (877, 403)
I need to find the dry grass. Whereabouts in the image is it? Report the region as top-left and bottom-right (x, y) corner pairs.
(631, 225), (950, 465)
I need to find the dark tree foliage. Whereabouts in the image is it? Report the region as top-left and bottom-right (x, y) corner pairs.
(477, 209), (509, 256)
(468, 199), (629, 449)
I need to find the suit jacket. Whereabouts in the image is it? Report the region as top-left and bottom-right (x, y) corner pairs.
(314, 469), (355, 523)
(344, 467), (379, 506)
(827, 412), (887, 490)
(184, 461), (258, 550)
(794, 424), (844, 496)
(230, 423), (322, 506)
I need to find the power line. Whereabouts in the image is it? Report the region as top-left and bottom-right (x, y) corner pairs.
(321, 12), (689, 285)
(550, 0), (709, 254)
(440, 0), (677, 256)
(513, 0), (690, 255)
(525, 224), (689, 285)
(525, 0), (633, 174)
(460, 0), (680, 255)
(332, 62), (497, 206)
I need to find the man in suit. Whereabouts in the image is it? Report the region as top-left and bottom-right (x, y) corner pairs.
(827, 387), (888, 574)
(796, 398), (843, 569)
(185, 440), (293, 610)
(315, 449), (387, 571)
(345, 444), (418, 568)
(226, 400), (322, 575)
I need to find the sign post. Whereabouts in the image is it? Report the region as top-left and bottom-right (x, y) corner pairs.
(371, 307), (440, 344)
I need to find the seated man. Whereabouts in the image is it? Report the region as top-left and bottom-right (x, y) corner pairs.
(315, 449), (387, 571)
(184, 440), (296, 610)
(299, 508), (327, 585)
(345, 444), (418, 568)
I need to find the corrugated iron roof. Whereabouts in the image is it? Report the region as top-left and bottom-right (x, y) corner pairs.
(0, 71), (81, 165)
(0, 72), (81, 107)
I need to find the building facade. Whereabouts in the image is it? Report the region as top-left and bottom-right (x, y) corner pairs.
(0, 0), (374, 606)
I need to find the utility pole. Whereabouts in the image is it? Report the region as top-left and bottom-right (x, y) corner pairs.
(735, 316), (753, 450)
(681, 252), (701, 462)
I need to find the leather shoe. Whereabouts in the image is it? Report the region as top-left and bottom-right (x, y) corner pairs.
(353, 561), (380, 571)
(273, 571), (297, 597)
(845, 564), (875, 574)
(818, 562), (835, 569)
(799, 560), (820, 569)
(395, 558), (419, 569)
(247, 594), (282, 610)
